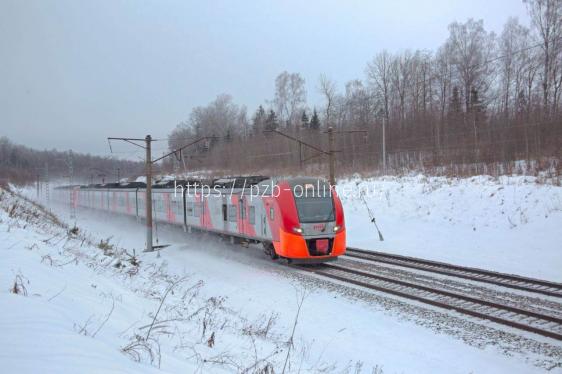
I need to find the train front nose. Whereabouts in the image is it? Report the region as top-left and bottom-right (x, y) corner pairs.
(279, 222), (346, 259)
(300, 222), (337, 256)
(300, 222), (346, 257)
(277, 178), (346, 260)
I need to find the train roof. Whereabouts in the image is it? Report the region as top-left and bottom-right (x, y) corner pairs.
(55, 175), (327, 191)
(211, 175), (269, 188)
(53, 184), (82, 190)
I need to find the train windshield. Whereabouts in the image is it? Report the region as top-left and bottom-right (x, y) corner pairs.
(294, 195), (335, 223)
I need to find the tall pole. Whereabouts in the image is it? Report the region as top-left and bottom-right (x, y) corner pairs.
(298, 142), (303, 170)
(68, 151), (75, 219)
(382, 116), (387, 174)
(45, 162), (50, 209)
(108, 134), (213, 253)
(145, 135), (153, 252)
(264, 128), (365, 186)
(328, 126), (335, 186)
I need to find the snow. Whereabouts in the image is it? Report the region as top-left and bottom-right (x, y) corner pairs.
(339, 175), (562, 282)
(3, 174), (562, 373)
(0, 295), (163, 374)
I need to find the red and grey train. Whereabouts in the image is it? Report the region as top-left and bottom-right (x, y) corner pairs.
(55, 176), (346, 262)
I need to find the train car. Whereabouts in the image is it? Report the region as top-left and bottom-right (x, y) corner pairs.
(262, 177), (346, 261)
(54, 176), (346, 262)
(52, 184), (81, 209)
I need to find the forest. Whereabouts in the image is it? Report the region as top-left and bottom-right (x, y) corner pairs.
(0, 137), (143, 186)
(168, 0), (561, 178)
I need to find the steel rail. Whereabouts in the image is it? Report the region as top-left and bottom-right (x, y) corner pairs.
(299, 263), (562, 341)
(345, 247), (562, 298)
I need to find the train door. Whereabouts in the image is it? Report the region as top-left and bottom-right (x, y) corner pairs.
(134, 189), (139, 219)
(238, 196), (245, 236)
(221, 194), (228, 233)
(200, 195), (206, 228)
(261, 208), (268, 237)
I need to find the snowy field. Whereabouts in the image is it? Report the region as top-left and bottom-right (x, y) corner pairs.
(2, 175), (562, 373)
(340, 175), (562, 282)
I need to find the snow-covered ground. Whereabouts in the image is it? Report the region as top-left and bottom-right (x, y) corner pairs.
(2, 174), (562, 373)
(340, 175), (562, 282)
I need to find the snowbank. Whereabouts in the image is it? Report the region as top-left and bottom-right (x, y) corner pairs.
(340, 175), (562, 281)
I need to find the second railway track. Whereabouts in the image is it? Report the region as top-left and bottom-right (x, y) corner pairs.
(345, 247), (562, 298)
(299, 263), (562, 341)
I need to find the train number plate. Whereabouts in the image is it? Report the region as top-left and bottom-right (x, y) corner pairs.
(316, 239), (329, 253)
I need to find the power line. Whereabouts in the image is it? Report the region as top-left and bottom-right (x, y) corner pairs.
(480, 35), (562, 68)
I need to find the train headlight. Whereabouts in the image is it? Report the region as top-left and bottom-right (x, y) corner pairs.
(292, 227), (303, 234)
(333, 225), (341, 233)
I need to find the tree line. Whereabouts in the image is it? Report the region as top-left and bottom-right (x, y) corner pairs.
(170, 1), (560, 178)
(0, 137), (144, 186)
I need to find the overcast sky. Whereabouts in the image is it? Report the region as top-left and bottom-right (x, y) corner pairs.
(1, 0), (530, 158)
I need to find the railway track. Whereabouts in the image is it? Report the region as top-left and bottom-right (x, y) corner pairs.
(300, 263), (562, 341)
(345, 247), (562, 298)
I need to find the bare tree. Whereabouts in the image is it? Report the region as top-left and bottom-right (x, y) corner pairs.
(238, 105), (249, 138)
(390, 50), (413, 126)
(447, 19), (496, 114)
(318, 74), (337, 128)
(344, 79), (375, 128)
(524, 0), (562, 116)
(188, 94), (242, 138)
(499, 18), (533, 123)
(366, 50), (392, 123)
(274, 72), (307, 127)
(434, 43), (453, 149)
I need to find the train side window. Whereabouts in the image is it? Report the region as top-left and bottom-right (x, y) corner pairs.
(269, 207), (274, 221)
(186, 202), (193, 216)
(249, 206), (255, 224)
(228, 205), (237, 222)
(222, 204), (227, 221)
(194, 202), (201, 217)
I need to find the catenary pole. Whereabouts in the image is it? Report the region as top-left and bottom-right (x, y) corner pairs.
(382, 116), (387, 174)
(264, 128), (365, 187)
(106, 134), (224, 252)
(327, 127), (335, 186)
(145, 135), (153, 252)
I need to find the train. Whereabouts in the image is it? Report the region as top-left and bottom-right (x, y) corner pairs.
(54, 176), (346, 262)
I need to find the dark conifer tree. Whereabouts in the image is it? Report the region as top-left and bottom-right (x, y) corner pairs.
(252, 105), (266, 135)
(265, 110), (279, 131)
(301, 110), (309, 129)
(309, 109), (320, 130)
